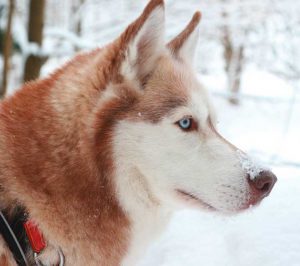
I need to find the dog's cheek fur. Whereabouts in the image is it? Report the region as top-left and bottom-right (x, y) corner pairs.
(190, 138), (250, 211)
(113, 120), (174, 265)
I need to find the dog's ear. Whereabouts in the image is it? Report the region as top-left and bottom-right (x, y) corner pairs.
(167, 11), (201, 65)
(117, 0), (165, 86)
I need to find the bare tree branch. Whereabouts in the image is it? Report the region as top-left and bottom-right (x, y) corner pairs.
(0, 0), (15, 98)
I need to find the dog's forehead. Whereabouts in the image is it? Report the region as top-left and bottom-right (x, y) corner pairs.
(155, 56), (211, 116)
(189, 84), (212, 122)
(137, 56), (211, 122)
(168, 59), (213, 123)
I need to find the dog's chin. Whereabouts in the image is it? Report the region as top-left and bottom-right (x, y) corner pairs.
(175, 189), (266, 215)
(176, 190), (261, 214)
(176, 189), (217, 212)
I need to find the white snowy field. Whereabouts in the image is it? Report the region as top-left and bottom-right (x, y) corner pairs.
(138, 69), (300, 266)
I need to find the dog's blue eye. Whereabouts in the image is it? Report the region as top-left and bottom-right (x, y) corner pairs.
(178, 117), (192, 130)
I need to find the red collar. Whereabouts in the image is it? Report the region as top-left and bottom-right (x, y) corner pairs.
(23, 220), (46, 254)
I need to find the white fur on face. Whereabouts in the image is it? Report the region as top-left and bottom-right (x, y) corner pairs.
(113, 121), (173, 266)
(114, 116), (248, 213)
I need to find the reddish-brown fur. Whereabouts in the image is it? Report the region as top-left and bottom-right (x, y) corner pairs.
(0, 0), (201, 264)
(0, 49), (131, 265)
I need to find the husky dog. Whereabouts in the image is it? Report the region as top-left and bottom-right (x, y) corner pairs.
(0, 0), (276, 265)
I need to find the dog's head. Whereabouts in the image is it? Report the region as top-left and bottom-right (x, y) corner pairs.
(100, 0), (276, 213)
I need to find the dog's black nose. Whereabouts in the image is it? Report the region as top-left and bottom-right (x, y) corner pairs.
(249, 170), (277, 197)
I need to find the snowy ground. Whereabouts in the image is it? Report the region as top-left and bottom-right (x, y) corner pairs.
(138, 68), (300, 266)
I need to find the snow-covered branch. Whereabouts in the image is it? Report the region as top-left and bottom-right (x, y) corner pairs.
(45, 28), (97, 50)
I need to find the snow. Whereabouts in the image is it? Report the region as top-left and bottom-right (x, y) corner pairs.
(236, 150), (269, 180)
(242, 67), (293, 99)
(202, 66), (294, 100)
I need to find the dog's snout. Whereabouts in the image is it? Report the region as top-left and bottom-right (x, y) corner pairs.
(248, 170), (277, 196)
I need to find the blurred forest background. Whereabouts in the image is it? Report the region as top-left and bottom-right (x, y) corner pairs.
(0, 1), (299, 265)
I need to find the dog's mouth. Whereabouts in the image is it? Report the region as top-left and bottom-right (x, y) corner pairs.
(176, 189), (216, 211)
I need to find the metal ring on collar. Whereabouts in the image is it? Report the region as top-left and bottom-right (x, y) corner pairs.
(34, 248), (64, 266)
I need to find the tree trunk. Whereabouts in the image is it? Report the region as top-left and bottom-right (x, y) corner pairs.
(23, 0), (46, 82)
(72, 0), (85, 51)
(222, 27), (244, 105)
(221, 2), (244, 105)
(228, 46), (244, 105)
(0, 0), (15, 98)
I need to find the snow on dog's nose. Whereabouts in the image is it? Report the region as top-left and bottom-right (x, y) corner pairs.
(237, 150), (277, 203)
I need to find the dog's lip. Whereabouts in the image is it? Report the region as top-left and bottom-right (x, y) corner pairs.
(176, 189), (216, 211)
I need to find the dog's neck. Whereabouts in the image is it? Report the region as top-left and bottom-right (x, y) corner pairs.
(112, 139), (173, 265)
(116, 167), (172, 266)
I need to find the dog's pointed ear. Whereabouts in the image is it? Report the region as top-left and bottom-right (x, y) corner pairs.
(118, 0), (165, 85)
(167, 11), (201, 64)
